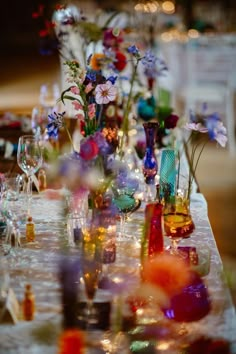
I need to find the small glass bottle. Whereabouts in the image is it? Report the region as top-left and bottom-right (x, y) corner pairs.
(22, 284), (35, 321)
(26, 216), (35, 242)
(38, 168), (47, 191)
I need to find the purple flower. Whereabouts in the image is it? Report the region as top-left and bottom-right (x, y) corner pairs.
(141, 50), (157, 68)
(141, 51), (168, 79)
(93, 131), (110, 154)
(47, 111), (66, 138)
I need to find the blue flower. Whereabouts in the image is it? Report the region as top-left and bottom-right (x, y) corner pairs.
(127, 45), (140, 56)
(85, 70), (97, 83)
(107, 75), (118, 85)
(141, 50), (157, 68)
(206, 112), (221, 140)
(47, 111), (65, 139)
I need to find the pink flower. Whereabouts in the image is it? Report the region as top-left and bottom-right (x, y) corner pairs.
(88, 103), (96, 119)
(70, 86), (80, 95)
(95, 81), (117, 105)
(185, 122), (208, 133)
(72, 101), (83, 111)
(75, 113), (84, 121)
(85, 82), (93, 94)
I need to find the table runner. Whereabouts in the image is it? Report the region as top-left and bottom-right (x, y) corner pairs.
(0, 191), (236, 353)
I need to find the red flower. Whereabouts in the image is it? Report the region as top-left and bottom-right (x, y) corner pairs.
(80, 137), (99, 160)
(79, 121), (85, 136)
(58, 329), (85, 354)
(113, 51), (127, 72)
(103, 28), (124, 49)
(164, 114), (179, 129)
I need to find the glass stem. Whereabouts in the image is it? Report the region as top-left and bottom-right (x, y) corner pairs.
(120, 213), (126, 238)
(145, 184), (152, 202)
(27, 176), (32, 216)
(86, 299), (94, 329)
(170, 238), (179, 255)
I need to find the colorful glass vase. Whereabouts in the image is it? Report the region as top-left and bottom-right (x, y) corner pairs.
(159, 148), (176, 200)
(142, 122), (159, 185)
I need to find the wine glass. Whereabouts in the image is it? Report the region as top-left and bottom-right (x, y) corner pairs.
(17, 135), (42, 216)
(81, 224), (103, 328)
(112, 171), (141, 240)
(163, 189), (195, 257)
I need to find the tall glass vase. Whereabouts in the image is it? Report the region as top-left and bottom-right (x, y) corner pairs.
(142, 122), (159, 201)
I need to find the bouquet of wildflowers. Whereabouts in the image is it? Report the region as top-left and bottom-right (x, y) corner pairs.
(59, 59), (117, 138)
(176, 104), (227, 199)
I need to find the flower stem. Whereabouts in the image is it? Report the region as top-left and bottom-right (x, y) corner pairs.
(64, 123), (75, 151)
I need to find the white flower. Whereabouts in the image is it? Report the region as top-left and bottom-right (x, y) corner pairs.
(95, 81), (117, 105)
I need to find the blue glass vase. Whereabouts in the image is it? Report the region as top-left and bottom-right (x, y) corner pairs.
(142, 122), (159, 185)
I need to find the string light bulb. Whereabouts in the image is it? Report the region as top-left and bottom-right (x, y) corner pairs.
(134, 0), (160, 13)
(162, 1), (175, 14)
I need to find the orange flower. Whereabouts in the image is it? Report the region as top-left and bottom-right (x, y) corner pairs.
(89, 53), (106, 71)
(58, 329), (85, 354)
(142, 253), (191, 297)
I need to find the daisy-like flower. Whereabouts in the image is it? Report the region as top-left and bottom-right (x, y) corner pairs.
(95, 81), (117, 105)
(185, 122), (208, 133)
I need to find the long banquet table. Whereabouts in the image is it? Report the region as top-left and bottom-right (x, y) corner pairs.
(0, 189), (236, 353)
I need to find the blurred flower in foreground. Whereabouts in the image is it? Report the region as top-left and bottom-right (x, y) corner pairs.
(141, 253), (191, 297)
(58, 329), (85, 354)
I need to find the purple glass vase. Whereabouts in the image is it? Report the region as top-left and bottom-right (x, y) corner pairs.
(142, 122), (159, 185)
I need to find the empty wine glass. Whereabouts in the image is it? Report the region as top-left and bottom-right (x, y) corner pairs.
(17, 135), (43, 216)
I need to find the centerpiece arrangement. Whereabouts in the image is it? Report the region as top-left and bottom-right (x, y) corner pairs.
(30, 3), (231, 353)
